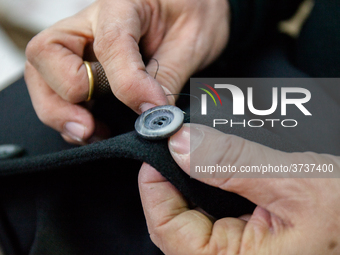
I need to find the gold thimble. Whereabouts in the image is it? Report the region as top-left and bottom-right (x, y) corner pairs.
(84, 61), (111, 101)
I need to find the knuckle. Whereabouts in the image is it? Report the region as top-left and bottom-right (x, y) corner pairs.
(34, 104), (53, 127)
(60, 77), (86, 103)
(24, 61), (34, 80)
(149, 226), (167, 251)
(149, 227), (162, 241)
(114, 73), (134, 95)
(93, 25), (122, 61)
(25, 37), (40, 63)
(149, 232), (165, 252)
(114, 74), (146, 108)
(56, 61), (88, 103)
(25, 31), (50, 64)
(213, 135), (247, 171)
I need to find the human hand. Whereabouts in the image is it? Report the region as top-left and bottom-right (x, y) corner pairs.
(24, 0), (230, 144)
(139, 124), (340, 255)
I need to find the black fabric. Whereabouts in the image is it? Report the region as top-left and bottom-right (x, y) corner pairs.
(226, 0), (304, 56)
(1, 1), (340, 252)
(0, 79), (75, 157)
(0, 79), (163, 255)
(0, 158), (161, 255)
(0, 76), (308, 223)
(0, 128), (258, 218)
(295, 0), (340, 77)
(226, 0), (340, 78)
(1, 66), (337, 254)
(0, 71), (306, 254)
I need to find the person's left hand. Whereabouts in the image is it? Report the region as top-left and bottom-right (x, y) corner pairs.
(138, 124), (340, 255)
(24, 0), (229, 145)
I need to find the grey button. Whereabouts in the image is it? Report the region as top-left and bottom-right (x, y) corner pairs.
(0, 144), (24, 159)
(135, 105), (184, 140)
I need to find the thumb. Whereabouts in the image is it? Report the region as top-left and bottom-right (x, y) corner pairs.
(168, 124), (339, 210)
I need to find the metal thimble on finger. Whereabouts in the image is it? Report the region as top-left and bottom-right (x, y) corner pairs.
(84, 61), (111, 101)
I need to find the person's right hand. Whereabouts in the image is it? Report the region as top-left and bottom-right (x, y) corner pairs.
(139, 124), (340, 255)
(24, 0), (230, 144)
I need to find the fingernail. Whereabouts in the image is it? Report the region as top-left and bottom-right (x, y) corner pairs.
(63, 122), (86, 142)
(87, 135), (103, 144)
(139, 103), (157, 113)
(169, 124), (204, 155)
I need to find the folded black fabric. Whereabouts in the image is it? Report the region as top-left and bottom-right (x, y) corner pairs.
(0, 79), (306, 220)
(0, 128), (257, 219)
(0, 76), (304, 254)
(1, 31), (340, 253)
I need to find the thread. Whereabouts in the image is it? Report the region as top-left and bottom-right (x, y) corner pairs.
(145, 58), (160, 79)
(149, 60), (199, 116)
(166, 93), (200, 116)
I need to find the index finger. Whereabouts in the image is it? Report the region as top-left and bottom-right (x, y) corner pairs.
(93, 1), (169, 113)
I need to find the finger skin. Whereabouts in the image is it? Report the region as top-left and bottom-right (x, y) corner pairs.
(92, 0), (169, 112)
(139, 125), (340, 254)
(26, 9), (94, 103)
(25, 6), (98, 143)
(139, 161), (340, 255)
(24, 62), (95, 143)
(168, 124), (340, 221)
(25, 0), (229, 144)
(143, 0), (230, 103)
(138, 163), (246, 255)
(165, 124), (340, 254)
(92, 0), (230, 112)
